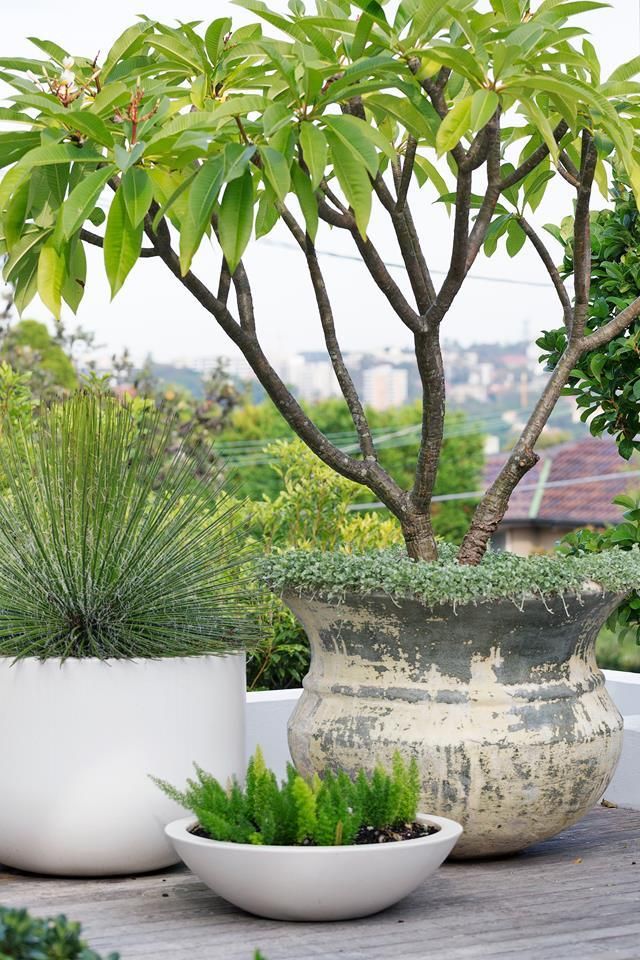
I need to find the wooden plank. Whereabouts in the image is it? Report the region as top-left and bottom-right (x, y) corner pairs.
(1, 806), (639, 960)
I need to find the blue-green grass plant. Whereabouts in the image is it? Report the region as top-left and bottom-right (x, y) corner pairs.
(0, 393), (260, 660)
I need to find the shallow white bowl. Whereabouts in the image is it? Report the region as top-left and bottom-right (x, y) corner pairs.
(166, 813), (462, 921)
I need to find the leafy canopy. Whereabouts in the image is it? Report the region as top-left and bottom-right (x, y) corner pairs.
(0, 393), (260, 660)
(1, 0), (640, 310)
(154, 746), (421, 846)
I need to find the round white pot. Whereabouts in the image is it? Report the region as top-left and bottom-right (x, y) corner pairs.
(0, 655), (246, 877)
(165, 814), (462, 921)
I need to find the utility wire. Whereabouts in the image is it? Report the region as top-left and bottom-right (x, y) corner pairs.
(263, 239), (552, 289)
(348, 469), (640, 510)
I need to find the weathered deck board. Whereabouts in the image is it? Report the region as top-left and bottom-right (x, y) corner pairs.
(1, 805), (639, 960)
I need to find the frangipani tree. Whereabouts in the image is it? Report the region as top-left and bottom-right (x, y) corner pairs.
(2, 0), (640, 563)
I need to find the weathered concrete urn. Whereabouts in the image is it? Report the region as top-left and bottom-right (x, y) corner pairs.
(285, 589), (624, 858)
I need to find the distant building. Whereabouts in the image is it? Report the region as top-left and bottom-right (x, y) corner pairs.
(362, 364), (408, 410)
(485, 437), (637, 555)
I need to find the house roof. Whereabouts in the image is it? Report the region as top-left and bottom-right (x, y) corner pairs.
(484, 436), (639, 527)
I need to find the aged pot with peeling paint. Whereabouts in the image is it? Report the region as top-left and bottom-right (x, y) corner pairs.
(285, 588), (624, 858)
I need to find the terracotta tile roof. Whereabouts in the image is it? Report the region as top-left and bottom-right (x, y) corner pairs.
(484, 436), (639, 526)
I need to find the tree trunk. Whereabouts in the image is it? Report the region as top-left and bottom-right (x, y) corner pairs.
(400, 511), (438, 561)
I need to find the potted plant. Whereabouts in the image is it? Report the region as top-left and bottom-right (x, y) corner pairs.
(0, 394), (259, 876)
(156, 748), (462, 921)
(2, 0), (640, 856)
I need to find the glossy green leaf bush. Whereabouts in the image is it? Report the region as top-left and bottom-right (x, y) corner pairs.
(0, 906), (119, 960)
(0, 393), (260, 660)
(538, 183), (640, 460)
(260, 544), (640, 606)
(154, 747), (421, 846)
(560, 494), (640, 643)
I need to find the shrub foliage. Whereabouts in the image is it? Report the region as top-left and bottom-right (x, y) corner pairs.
(154, 747), (421, 847)
(0, 906), (118, 960)
(0, 394), (260, 660)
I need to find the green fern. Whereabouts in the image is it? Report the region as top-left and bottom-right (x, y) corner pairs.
(0, 394), (260, 660)
(154, 747), (422, 847)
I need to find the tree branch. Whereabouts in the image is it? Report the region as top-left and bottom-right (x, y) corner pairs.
(396, 136), (417, 211)
(80, 228), (159, 257)
(278, 203), (378, 462)
(499, 121), (569, 190)
(571, 131), (597, 340)
(411, 326), (446, 514)
(458, 342), (581, 563)
(518, 215), (573, 330)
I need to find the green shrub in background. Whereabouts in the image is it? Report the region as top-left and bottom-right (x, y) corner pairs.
(560, 493), (640, 652)
(154, 747), (420, 847)
(0, 906), (118, 960)
(245, 440), (402, 690)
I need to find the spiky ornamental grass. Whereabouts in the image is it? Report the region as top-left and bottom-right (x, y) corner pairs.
(0, 394), (261, 660)
(260, 544), (640, 608)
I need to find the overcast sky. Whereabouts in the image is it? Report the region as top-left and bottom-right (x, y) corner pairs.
(2, 1), (639, 365)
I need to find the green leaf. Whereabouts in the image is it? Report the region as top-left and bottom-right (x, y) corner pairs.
(506, 219), (526, 257)
(608, 54), (640, 83)
(299, 123), (328, 189)
(224, 143), (256, 183)
(62, 238), (87, 313)
(218, 169), (254, 272)
(324, 114), (392, 171)
(114, 142), (145, 172)
(436, 97), (472, 155)
(121, 167), (153, 227)
(63, 110), (114, 148)
(91, 82), (130, 117)
(37, 239), (66, 319)
(102, 22), (156, 82)
(412, 154), (449, 200)
(0, 131), (41, 169)
(255, 185), (280, 239)
(470, 89), (499, 132)
(291, 165), (318, 242)
(16, 143), (104, 171)
(4, 228), (51, 282)
(179, 157), (224, 275)
(205, 17), (232, 66)
(62, 165), (116, 239)
(3, 180), (30, 248)
(326, 130), (372, 237)
(104, 189), (143, 297)
(27, 37), (69, 65)
(259, 147), (290, 202)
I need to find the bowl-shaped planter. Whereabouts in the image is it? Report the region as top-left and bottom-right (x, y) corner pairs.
(165, 813), (462, 921)
(285, 588), (625, 858)
(0, 655), (245, 876)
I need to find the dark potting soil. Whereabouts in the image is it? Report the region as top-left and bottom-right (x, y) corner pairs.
(188, 821), (437, 845)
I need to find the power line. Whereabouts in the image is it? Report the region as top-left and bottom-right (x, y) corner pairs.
(348, 469), (640, 510)
(263, 239), (551, 289)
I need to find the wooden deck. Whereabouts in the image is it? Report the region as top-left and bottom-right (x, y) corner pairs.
(1, 805), (639, 960)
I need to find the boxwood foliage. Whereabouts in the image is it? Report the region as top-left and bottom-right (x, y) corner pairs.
(0, 906), (118, 960)
(260, 543), (640, 607)
(154, 747), (420, 847)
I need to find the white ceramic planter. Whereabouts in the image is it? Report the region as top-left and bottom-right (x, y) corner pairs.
(0, 655), (245, 877)
(165, 813), (462, 921)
